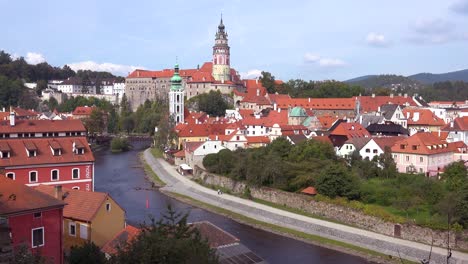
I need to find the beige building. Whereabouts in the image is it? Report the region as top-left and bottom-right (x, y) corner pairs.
(34, 185), (126, 250)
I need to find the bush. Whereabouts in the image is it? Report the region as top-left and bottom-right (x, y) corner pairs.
(111, 137), (130, 153)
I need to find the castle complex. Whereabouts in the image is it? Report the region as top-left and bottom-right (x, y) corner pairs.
(125, 17), (243, 111)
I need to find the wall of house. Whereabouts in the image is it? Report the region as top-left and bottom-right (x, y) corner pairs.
(9, 208), (63, 264)
(359, 140), (382, 160)
(392, 152), (453, 175)
(194, 170), (468, 250)
(90, 197), (125, 247)
(178, 136), (208, 149)
(63, 219), (89, 250)
(6, 163), (94, 191)
(337, 143), (355, 158)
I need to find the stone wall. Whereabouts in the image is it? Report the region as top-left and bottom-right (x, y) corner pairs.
(195, 169), (468, 250)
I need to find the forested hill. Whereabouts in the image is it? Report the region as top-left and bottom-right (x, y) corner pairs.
(408, 69), (468, 84)
(344, 74), (421, 90)
(0, 50), (122, 110)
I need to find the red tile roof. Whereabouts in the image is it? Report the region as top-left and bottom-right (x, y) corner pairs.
(174, 150), (186, 157)
(0, 177), (65, 216)
(356, 95), (417, 113)
(449, 141), (467, 153)
(101, 225), (140, 256)
(317, 116), (340, 129)
(301, 186), (317, 195)
(176, 123), (229, 138)
(191, 221), (239, 248)
(0, 119), (86, 134)
(372, 136), (406, 151)
(330, 123), (370, 138)
(391, 132), (453, 155)
(431, 131), (449, 140)
(0, 137), (94, 167)
(312, 136), (333, 145)
(442, 116), (468, 131)
(72, 106), (97, 116)
(275, 98), (356, 110)
(34, 185), (123, 222)
(184, 142), (204, 153)
(13, 107), (38, 118)
(403, 108), (445, 127)
(245, 136), (270, 144)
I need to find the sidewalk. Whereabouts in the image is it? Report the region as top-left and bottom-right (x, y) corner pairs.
(144, 149), (468, 264)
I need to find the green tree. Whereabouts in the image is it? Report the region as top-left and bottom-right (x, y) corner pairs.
(107, 107), (119, 133)
(315, 163), (361, 199)
(85, 109), (105, 135)
(12, 244), (45, 264)
(35, 80), (47, 96)
(68, 241), (108, 264)
(377, 147), (398, 179)
(111, 206), (218, 264)
(259, 71), (276, 93)
(442, 161), (467, 191)
(121, 115), (135, 134)
(195, 90), (230, 116)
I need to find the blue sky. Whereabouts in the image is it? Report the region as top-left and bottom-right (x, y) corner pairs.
(1, 0), (468, 81)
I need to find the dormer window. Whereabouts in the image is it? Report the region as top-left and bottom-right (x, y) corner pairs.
(73, 141), (85, 155)
(24, 142), (38, 157)
(400, 144), (406, 149)
(49, 141), (62, 156)
(0, 142), (11, 159)
(412, 145), (418, 150)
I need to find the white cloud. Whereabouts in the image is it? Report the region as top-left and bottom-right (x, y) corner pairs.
(304, 53), (346, 67)
(240, 69), (262, 79)
(366, 32), (390, 47)
(25, 52), (46, 65)
(411, 18), (453, 35)
(67, 61), (144, 76)
(451, 0), (468, 15)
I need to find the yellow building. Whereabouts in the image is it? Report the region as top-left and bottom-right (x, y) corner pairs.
(34, 185), (126, 250)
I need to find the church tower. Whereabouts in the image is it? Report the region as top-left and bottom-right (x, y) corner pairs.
(169, 63), (184, 124)
(212, 16), (231, 82)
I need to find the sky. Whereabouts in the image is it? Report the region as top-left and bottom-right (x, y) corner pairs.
(1, 0), (468, 81)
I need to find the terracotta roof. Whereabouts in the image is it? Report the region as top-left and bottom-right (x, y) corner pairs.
(0, 177), (65, 216)
(317, 116), (339, 129)
(448, 141), (467, 153)
(174, 150), (186, 157)
(403, 108), (445, 127)
(184, 142), (204, 153)
(101, 225), (140, 256)
(0, 137), (94, 167)
(72, 106), (97, 116)
(356, 95), (417, 113)
(442, 117), (468, 131)
(176, 123), (229, 138)
(343, 137), (372, 151)
(242, 110), (289, 127)
(245, 136), (270, 144)
(391, 132), (453, 155)
(431, 131), (449, 140)
(301, 187), (317, 195)
(34, 185), (122, 222)
(241, 94), (271, 105)
(275, 98), (356, 110)
(12, 107), (38, 117)
(0, 119), (86, 134)
(0, 112), (9, 120)
(287, 134), (308, 145)
(267, 93), (291, 103)
(330, 123), (370, 138)
(311, 136), (333, 145)
(191, 221), (239, 248)
(372, 136), (406, 151)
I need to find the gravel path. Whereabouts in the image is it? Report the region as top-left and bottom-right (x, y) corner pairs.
(144, 149), (468, 264)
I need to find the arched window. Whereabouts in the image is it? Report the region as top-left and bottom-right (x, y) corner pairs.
(6, 172), (14, 180)
(51, 169), (59, 181)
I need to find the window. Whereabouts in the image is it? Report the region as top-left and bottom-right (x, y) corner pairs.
(405, 156), (410, 162)
(51, 170), (59, 181)
(34, 212), (42, 218)
(72, 168), (79, 179)
(29, 171), (38, 183)
(32, 227), (44, 248)
(6, 172), (14, 180)
(0, 151), (9, 158)
(420, 157), (424, 163)
(28, 150), (36, 157)
(365, 149), (370, 153)
(72, 186), (80, 190)
(69, 222), (76, 236)
(106, 203), (111, 212)
(80, 224), (88, 239)
(373, 149), (378, 154)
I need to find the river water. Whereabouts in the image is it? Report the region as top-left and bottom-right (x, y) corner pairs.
(94, 143), (372, 264)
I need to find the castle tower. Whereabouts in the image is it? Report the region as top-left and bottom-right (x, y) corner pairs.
(169, 63), (184, 124)
(212, 15), (231, 82)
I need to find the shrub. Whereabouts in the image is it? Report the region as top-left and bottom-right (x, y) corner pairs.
(111, 137), (130, 153)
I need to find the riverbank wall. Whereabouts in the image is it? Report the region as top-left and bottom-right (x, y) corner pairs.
(194, 168), (468, 251)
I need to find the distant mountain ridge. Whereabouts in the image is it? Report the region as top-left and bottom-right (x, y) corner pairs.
(345, 69), (468, 88)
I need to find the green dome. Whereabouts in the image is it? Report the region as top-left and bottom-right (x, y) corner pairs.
(290, 106), (307, 117)
(170, 63), (183, 91)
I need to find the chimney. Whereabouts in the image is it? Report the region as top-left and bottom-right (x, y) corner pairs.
(438, 129), (441, 138)
(54, 185), (63, 200)
(404, 93), (408, 98)
(256, 79), (258, 84)
(377, 106), (381, 113)
(278, 108), (281, 113)
(274, 103), (277, 111)
(390, 93), (394, 98)
(9, 112), (15, 127)
(413, 112), (420, 122)
(359, 115), (363, 124)
(371, 93), (375, 98)
(406, 112), (410, 119)
(308, 98), (311, 103)
(256, 89), (260, 96)
(137, 71), (140, 77)
(215, 135), (218, 140)
(450, 121), (454, 128)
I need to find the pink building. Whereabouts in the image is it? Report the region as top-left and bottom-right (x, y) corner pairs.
(391, 132), (454, 176)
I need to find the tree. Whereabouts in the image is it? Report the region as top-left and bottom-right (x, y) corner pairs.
(315, 163), (361, 199)
(111, 206), (218, 264)
(11, 244), (45, 264)
(68, 241), (108, 264)
(107, 107), (119, 134)
(195, 90), (230, 117)
(259, 71), (276, 93)
(85, 109), (105, 135)
(121, 115), (135, 135)
(442, 161), (467, 191)
(377, 147), (398, 179)
(35, 80), (47, 96)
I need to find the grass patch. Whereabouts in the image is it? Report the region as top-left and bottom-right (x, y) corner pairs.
(150, 147), (163, 158)
(165, 191), (405, 263)
(139, 153), (165, 187)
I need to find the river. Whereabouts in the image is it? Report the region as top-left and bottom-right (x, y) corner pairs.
(94, 142), (372, 264)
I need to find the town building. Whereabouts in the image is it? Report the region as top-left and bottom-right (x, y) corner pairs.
(169, 63), (185, 124)
(442, 116), (468, 145)
(391, 132), (455, 176)
(184, 139), (226, 169)
(125, 18), (243, 111)
(359, 136), (405, 161)
(328, 122), (370, 148)
(101, 225), (140, 259)
(403, 107), (446, 135)
(0, 177), (65, 264)
(34, 185), (126, 250)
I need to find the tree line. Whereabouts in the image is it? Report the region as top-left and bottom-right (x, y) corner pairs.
(203, 138), (468, 229)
